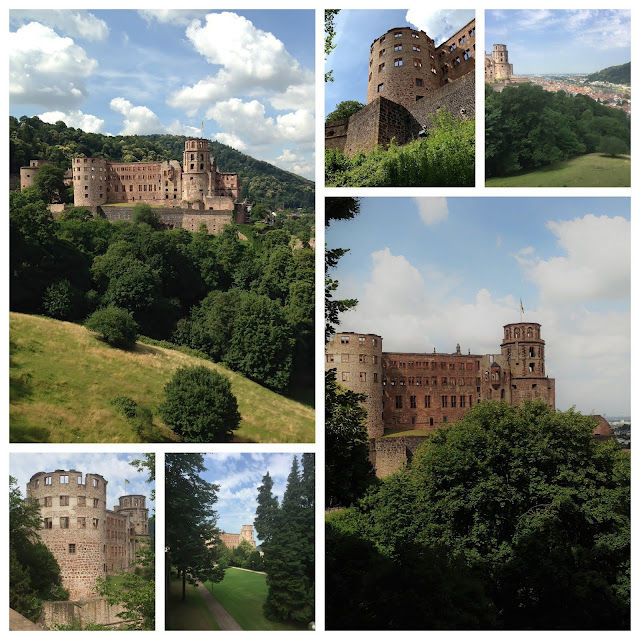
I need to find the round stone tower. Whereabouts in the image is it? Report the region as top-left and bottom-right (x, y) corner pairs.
(367, 27), (439, 109)
(240, 524), (256, 547)
(492, 44), (512, 79)
(182, 138), (211, 203)
(501, 322), (545, 378)
(325, 332), (384, 438)
(114, 495), (149, 538)
(72, 157), (109, 207)
(26, 470), (108, 600)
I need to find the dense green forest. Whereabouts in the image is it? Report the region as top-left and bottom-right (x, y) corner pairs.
(485, 83), (631, 178)
(9, 116), (314, 210)
(10, 183), (314, 396)
(586, 62), (630, 85)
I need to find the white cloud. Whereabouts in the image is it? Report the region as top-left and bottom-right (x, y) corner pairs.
(414, 197), (449, 226)
(9, 22), (98, 109)
(214, 133), (247, 151)
(520, 215), (630, 305)
(138, 9), (209, 27)
(11, 10), (109, 41)
(109, 98), (199, 137)
(405, 9), (476, 45)
(37, 109), (105, 133)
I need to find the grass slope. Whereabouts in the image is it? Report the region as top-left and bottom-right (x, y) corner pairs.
(166, 577), (220, 631)
(206, 567), (306, 631)
(10, 313), (314, 443)
(485, 153), (630, 187)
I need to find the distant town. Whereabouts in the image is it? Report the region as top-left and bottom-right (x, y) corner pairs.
(524, 75), (630, 116)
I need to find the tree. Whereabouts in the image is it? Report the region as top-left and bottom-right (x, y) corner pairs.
(33, 163), (69, 204)
(328, 402), (630, 629)
(254, 471), (280, 552)
(95, 543), (155, 629)
(159, 366), (241, 442)
(325, 370), (376, 507)
(597, 135), (629, 157)
(85, 306), (139, 349)
(130, 453), (156, 502)
(165, 454), (225, 601)
(326, 101), (365, 123)
(325, 10), (340, 82)
(132, 202), (162, 229)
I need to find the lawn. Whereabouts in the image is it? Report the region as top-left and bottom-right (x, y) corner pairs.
(9, 312), (315, 443)
(485, 153), (630, 187)
(206, 567), (306, 631)
(382, 429), (431, 438)
(166, 576), (220, 631)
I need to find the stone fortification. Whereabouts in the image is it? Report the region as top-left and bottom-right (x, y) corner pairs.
(219, 524), (257, 550)
(485, 44), (513, 82)
(327, 19), (475, 155)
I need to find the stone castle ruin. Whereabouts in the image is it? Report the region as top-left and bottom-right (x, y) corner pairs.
(485, 44), (513, 82)
(26, 470), (151, 627)
(219, 524), (257, 550)
(326, 321), (610, 477)
(326, 20), (475, 155)
(20, 139), (247, 234)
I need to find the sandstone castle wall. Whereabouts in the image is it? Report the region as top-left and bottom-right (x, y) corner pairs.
(219, 524), (257, 550)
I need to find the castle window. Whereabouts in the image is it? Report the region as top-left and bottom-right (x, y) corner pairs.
(200, 164), (204, 170)
(78, 517), (86, 528)
(394, 32), (402, 38)
(341, 336), (349, 343)
(379, 62), (385, 72)
(394, 58), (403, 68)
(60, 517), (69, 529)
(442, 377), (447, 386)
(416, 377), (421, 386)
(450, 43), (456, 51)
(358, 336), (365, 344)
(369, 72), (372, 81)
(69, 544), (76, 554)
(412, 33), (419, 38)
(430, 417), (434, 426)
(326, 354), (334, 363)
(360, 372), (367, 382)
(190, 164), (194, 170)
(44, 496), (52, 507)
(425, 395), (431, 408)
(400, 378), (405, 386)
(372, 338), (377, 346)
(413, 45), (420, 51)
(460, 395), (466, 408)
(411, 417), (416, 425)
(77, 496), (86, 506)
(373, 355), (378, 364)
(395, 396), (402, 409)
(469, 28), (475, 37)
(394, 45), (402, 52)
(93, 498), (99, 508)
(129, 185), (133, 191)
(380, 49), (386, 57)
(374, 373), (378, 383)
(529, 363), (535, 372)
(501, 389), (505, 399)
(378, 83), (384, 92)
(359, 354), (366, 363)
(443, 416), (447, 423)
(44, 518), (52, 529)
(391, 378), (396, 386)
(93, 519), (99, 529)
(342, 372), (351, 382)
(45, 476), (52, 485)
(451, 396), (457, 408)
(60, 496), (69, 506)
(414, 59), (422, 68)
(410, 396), (417, 408)
(529, 347), (535, 357)
(341, 354), (349, 362)
(35, 479), (40, 488)
(380, 35), (386, 43)
(459, 35), (466, 44)
(463, 49), (471, 60)
(442, 396), (448, 408)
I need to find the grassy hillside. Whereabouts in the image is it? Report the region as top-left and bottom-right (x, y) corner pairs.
(485, 153), (630, 187)
(586, 62), (631, 85)
(10, 313), (314, 443)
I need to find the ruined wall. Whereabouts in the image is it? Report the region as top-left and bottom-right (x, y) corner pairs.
(435, 20), (476, 85)
(41, 599), (131, 629)
(325, 118), (350, 153)
(370, 436), (427, 478)
(219, 525), (257, 549)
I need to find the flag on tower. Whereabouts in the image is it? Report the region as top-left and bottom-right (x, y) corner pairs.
(201, 121), (204, 137)
(125, 479), (130, 485)
(520, 298), (524, 314)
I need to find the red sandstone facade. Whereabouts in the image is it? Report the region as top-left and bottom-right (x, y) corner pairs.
(326, 322), (556, 441)
(26, 471), (150, 600)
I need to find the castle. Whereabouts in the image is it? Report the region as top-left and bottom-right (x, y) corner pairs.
(21, 139), (247, 234)
(326, 20), (475, 156)
(485, 44), (513, 82)
(327, 322), (563, 477)
(26, 470), (150, 601)
(219, 524), (257, 550)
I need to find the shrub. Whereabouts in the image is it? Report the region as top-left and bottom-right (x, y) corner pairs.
(110, 396), (138, 420)
(85, 307), (139, 349)
(158, 365), (241, 442)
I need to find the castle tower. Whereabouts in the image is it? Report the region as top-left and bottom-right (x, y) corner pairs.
(72, 157), (109, 207)
(491, 44), (513, 80)
(26, 471), (108, 600)
(367, 27), (440, 109)
(325, 332), (384, 439)
(114, 494), (149, 538)
(500, 322), (555, 408)
(182, 138), (212, 203)
(240, 525), (256, 547)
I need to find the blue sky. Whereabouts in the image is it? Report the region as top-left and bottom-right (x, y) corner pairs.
(10, 453), (155, 513)
(326, 9), (475, 117)
(202, 452), (310, 546)
(486, 10), (630, 75)
(327, 197), (630, 417)
(9, 9), (315, 178)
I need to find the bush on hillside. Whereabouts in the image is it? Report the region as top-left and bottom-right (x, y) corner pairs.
(85, 306), (139, 349)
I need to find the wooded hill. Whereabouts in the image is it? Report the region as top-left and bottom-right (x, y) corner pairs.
(586, 62), (630, 85)
(9, 116), (314, 211)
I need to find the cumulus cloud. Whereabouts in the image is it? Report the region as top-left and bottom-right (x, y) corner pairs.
(167, 12), (313, 115)
(10, 10), (109, 41)
(9, 22), (98, 109)
(37, 109), (105, 133)
(109, 97), (199, 137)
(138, 9), (209, 27)
(414, 197), (449, 226)
(405, 9), (476, 45)
(519, 215), (630, 305)
(213, 133), (247, 151)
